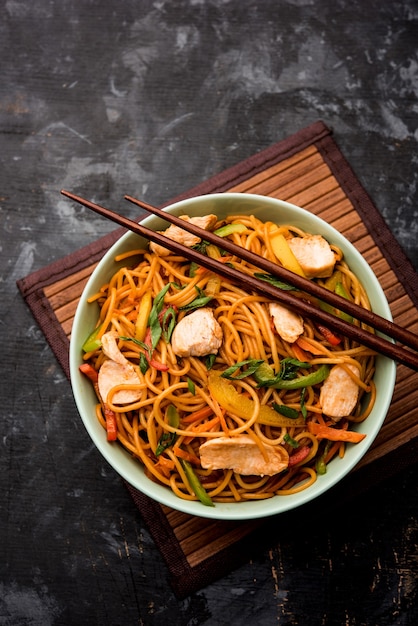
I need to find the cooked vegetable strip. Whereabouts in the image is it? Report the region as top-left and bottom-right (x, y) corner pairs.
(80, 364), (118, 441)
(269, 230), (306, 277)
(135, 290), (153, 341)
(180, 459), (214, 507)
(307, 421), (366, 443)
(82, 325), (103, 353)
(104, 406), (118, 442)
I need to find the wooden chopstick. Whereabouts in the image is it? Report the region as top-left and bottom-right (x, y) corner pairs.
(61, 190), (418, 372)
(125, 194), (418, 353)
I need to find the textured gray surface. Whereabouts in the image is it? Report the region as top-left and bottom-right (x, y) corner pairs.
(1, 1), (418, 624)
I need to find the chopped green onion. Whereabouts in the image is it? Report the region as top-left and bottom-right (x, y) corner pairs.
(120, 336), (152, 359)
(179, 286), (213, 311)
(82, 325), (103, 352)
(284, 433), (299, 448)
(319, 279), (354, 324)
(162, 306), (176, 343)
(139, 353), (149, 374)
(205, 354), (216, 370)
(279, 358), (312, 381)
(213, 223), (247, 237)
(148, 283), (172, 349)
(221, 359), (264, 380)
(272, 403), (300, 419)
(189, 261), (199, 277)
(180, 459), (214, 507)
(335, 282), (354, 323)
(316, 442), (331, 475)
(253, 273), (296, 291)
(300, 388), (308, 420)
(155, 405), (180, 456)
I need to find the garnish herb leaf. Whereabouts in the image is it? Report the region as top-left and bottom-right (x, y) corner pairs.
(162, 306), (176, 343)
(279, 357), (311, 381)
(205, 354), (216, 370)
(149, 284), (171, 349)
(139, 353), (149, 374)
(120, 336), (152, 358)
(272, 403), (300, 419)
(300, 387), (308, 420)
(187, 378), (196, 395)
(82, 324), (103, 353)
(179, 286), (213, 311)
(253, 273), (297, 291)
(189, 261), (199, 277)
(221, 359), (264, 380)
(180, 459), (214, 507)
(155, 432), (177, 456)
(284, 433), (299, 448)
(191, 240), (209, 254)
(155, 405), (179, 456)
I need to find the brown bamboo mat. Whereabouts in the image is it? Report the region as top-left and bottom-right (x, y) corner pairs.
(17, 121), (418, 597)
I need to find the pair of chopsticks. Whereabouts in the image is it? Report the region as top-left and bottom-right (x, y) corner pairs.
(61, 190), (418, 372)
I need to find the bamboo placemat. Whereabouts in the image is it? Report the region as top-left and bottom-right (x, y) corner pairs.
(17, 121), (418, 597)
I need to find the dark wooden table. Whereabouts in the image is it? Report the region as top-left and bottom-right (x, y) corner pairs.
(2, 1), (418, 624)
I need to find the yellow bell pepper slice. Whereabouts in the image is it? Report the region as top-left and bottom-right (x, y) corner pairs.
(205, 244), (222, 295)
(207, 371), (305, 428)
(135, 290), (153, 341)
(270, 230), (306, 277)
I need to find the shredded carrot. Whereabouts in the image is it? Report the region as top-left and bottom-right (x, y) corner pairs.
(155, 455), (176, 477)
(183, 415), (221, 444)
(317, 324), (341, 346)
(291, 343), (310, 363)
(104, 406), (118, 441)
(296, 337), (327, 356)
(79, 363), (99, 384)
(194, 415), (221, 432)
(181, 406), (214, 424)
(173, 446), (201, 465)
(307, 421), (366, 443)
(219, 410), (230, 436)
(207, 392), (230, 436)
(324, 441), (341, 463)
(194, 266), (209, 276)
(316, 413), (328, 427)
(212, 255), (233, 264)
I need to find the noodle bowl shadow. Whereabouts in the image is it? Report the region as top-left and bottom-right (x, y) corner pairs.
(70, 193), (396, 520)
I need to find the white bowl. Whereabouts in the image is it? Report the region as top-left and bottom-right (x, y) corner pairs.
(70, 193), (396, 520)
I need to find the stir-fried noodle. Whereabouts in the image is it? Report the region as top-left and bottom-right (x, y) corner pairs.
(80, 213), (376, 506)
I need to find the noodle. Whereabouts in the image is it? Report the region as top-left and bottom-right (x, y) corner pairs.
(80, 214), (376, 506)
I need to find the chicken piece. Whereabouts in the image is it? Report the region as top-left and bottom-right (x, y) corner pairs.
(101, 331), (131, 365)
(319, 364), (360, 420)
(98, 331), (142, 404)
(288, 234), (336, 278)
(199, 435), (289, 476)
(98, 360), (142, 405)
(269, 302), (304, 343)
(150, 214), (218, 256)
(171, 307), (223, 357)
